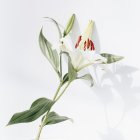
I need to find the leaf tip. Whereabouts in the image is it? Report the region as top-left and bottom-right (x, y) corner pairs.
(7, 121), (12, 126)
(120, 56), (124, 60)
(6, 123), (9, 126)
(69, 118), (74, 123)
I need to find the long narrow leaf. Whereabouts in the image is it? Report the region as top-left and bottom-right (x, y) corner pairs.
(68, 55), (77, 81)
(100, 53), (124, 64)
(61, 52), (77, 82)
(78, 74), (94, 87)
(43, 112), (71, 125)
(8, 98), (54, 125)
(39, 29), (60, 77)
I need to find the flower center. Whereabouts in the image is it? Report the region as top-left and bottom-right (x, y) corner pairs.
(75, 36), (95, 51)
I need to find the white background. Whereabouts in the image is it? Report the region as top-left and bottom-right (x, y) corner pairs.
(0, 0), (140, 140)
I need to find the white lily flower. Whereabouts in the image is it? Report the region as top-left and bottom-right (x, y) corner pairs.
(60, 20), (107, 72)
(75, 20), (95, 51)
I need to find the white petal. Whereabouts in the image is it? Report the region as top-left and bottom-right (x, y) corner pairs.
(76, 53), (107, 71)
(83, 51), (106, 63)
(69, 50), (85, 70)
(91, 53), (107, 64)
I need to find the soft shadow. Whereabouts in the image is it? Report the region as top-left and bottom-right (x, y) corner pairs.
(63, 18), (140, 139)
(99, 127), (124, 140)
(91, 64), (140, 140)
(93, 64), (140, 114)
(72, 18), (140, 139)
(67, 18), (140, 139)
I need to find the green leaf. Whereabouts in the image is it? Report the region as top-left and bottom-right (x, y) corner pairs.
(39, 29), (60, 77)
(43, 112), (71, 125)
(62, 73), (69, 85)
(100, 53), (124, 64)
(44, 17), (62, 39)
(68, 59), (77, 81)
(8, 98), (54, 125)
(63, 14), (75, 37)
(61, 52), (77, 82)
(67, 53), (77, 81)
(78, 74), (94, 87)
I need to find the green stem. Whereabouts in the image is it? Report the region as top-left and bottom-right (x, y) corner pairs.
(35, 82), (71, 140)
(35, 123), (44, 140)
(53, 83), (62, 101)
(55, 82), (71, 102)
(60, 51), (63, 82)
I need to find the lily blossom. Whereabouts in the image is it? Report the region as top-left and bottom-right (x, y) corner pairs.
(75, 20), (95, 51)
(60, 20), (107, 72)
